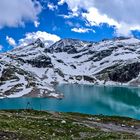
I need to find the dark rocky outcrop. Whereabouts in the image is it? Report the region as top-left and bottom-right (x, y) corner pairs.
(54, 68), (64, 78)
(0, 68), (18, 82)
(88, 49), (113, 62)
(96, 62), (140, 83)
(83, 76), (95, 83)
(75, 76), (82, 81)
(34, 38), (45, 48)
(108, 62), (140, 83)
(26, 55), (53, 68)
(46, 44), (78, 54)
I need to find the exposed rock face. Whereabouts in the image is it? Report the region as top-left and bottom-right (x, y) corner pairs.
(95, 62), (140, 83)
(26, 55), (52, 68)
(45, 39), (91, 54)
(88, 49), (113, 62)
(34, 38), (45, 48)
(0, 62), (37, 97)
(83, 76), (95, 83)
(1, 37), (140, 98)
(109, 62), (140, 82)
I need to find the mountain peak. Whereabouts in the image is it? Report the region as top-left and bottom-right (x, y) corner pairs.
(34, 38), (45, 48)
(45, 38), (92, 54)
(34, 38), (42, 43)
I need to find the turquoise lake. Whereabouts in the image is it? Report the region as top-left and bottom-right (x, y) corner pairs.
(0, 84), (140, 120)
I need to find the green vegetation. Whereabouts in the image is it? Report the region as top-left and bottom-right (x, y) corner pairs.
(0, 110), (139, 140)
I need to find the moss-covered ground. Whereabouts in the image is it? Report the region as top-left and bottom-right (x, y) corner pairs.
(0, 110), (140, 140)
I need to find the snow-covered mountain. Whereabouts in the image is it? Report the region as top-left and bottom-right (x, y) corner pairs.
(1, 37), (140, 98)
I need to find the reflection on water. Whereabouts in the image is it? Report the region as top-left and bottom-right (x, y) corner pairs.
(0, 84), (140, 120)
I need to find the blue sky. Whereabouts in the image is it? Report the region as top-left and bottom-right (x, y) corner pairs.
(0, 0), (140, 52)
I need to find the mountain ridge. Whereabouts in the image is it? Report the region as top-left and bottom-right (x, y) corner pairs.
(0, 37), (140, 98)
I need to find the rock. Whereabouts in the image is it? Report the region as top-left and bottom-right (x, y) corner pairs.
(89, 49), (113, 62)
(61, 120), (66, 124)
(83, 76), (95, 83)
(26, 55), (53, 68)
(109, 62), (140, 82)
(54, 68), (64, 78)
(34, 38), (45, 48)
(121, 124), (126, 127)
(76, 76), (82, 81)
(70, 65), (76, 69)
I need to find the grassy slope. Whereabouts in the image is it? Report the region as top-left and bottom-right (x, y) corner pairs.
(0, 110), (140, 140)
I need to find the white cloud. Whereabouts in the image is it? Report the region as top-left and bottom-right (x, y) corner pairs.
(82, 8), (120, 28)
(48, 3), (57, 11)
(58, 0), (65, 5)
(6, 36), (16, 46)
(0, 45), (3, 51)
(71, 27), (95, 33)
(0, 0), (42, 28)
(19, 31), (60, 46)
(59, 12), (78, 19)
(58, 0), (93, 12)
(59, 0), (140, 36)
(34, 21), (40, 28)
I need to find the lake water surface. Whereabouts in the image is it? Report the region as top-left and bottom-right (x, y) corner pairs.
(0, 84), (140, 120)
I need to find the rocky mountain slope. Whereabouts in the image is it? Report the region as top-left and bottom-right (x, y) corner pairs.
(1, 37), (140, 98)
